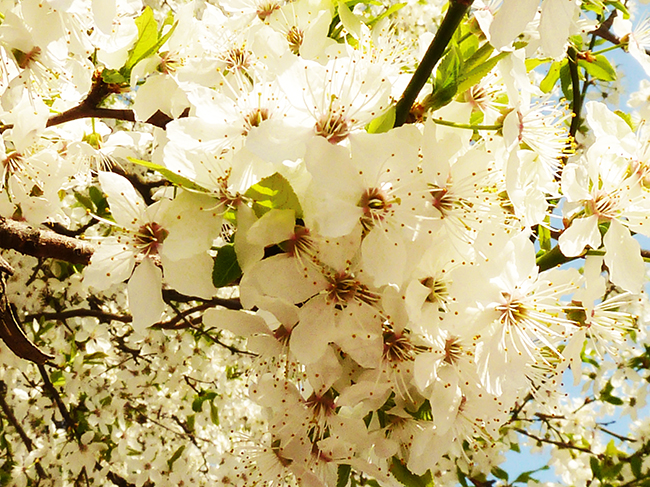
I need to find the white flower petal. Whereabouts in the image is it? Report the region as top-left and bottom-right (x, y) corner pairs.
(98, 171), (146, 229)
(604, 219), (644, 293)
(128, 258), (165, 333)
(558, 216), (600, 257)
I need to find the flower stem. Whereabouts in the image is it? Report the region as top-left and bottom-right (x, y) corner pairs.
(394, 0), (475, 127)
(536, 245), (577, 272)
(590, 44), (622, 56)
(430, 118), (501, 131)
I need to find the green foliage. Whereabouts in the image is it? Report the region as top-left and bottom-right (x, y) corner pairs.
(127, 157), (208, 192)
(426, 33), (506, 112)
(167, 445), (185, 470)
(244, 172), (303, 219)
(212, 244), (242, 288)
(578, 54), (617, 82)
(102, 7), (177, 85)
(599, 381), (625, 406)
(337, 464), (352, 487)
(541, 60), (565, 93)
(366, 106), (396, 133)
(389, 457), (433, 487)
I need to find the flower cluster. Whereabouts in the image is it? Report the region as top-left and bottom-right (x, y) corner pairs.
(0, 0), (650, 486)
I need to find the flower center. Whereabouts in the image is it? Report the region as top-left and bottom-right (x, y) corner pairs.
(256, 0), (281, 21)
(12, 47), (41, 70)
(222, 47), (252, 72)
(383, 328), (425, 363)
(443, 336), (463, 365)
(495, 292), (529, 327)
(2, 152), (23, 175)
(314, 98), (350, 143)
(279, 225), (314, 258)
(429, 184), (466, 217)
(243, 108), (270, 135)
(326, 271), (379, 308)
(419, 276), (450, 312)
(286, 26), (304, 55)
(357, 187), (392, 232)
(134, 222), (168, 256)
(588, 190), (618, 221)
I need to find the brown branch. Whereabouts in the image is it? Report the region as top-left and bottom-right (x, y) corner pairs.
(0, 217), (94, 265)
(514, 427), (594, 454)
(162, 289), (242, 309)
(24, 309), (132, 324)
(1, 70), (189, 134)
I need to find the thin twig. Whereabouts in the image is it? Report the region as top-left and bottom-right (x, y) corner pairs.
(514, 427), (594, 454)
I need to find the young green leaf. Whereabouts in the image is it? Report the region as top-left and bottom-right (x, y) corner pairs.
(167, 445), (185, 470)
(541, 60), (565, 93)
(578, 54), (616, 82)
(366, 106), (396, 134)
(244, 172), (303, 219)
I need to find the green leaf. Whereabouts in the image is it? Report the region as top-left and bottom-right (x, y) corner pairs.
(579, 54), (616, 82)
(101, 68), (128, 85)
(212, 244), (242, 288)
(167, 445), (185, 470)
(491, 467), (508, 481)
(186, 414), (195, 433)
(435, 42), (461, 93)
(124, 7), (178, 74)
(458, 32), (479, 62)
(367, 106), (396, 133)
(614, 109), (635, 131)
(74, 191), (94, 212)
(591, 456), (602, 480)
(127, 157), (208, 192)
(560, 61), (574, 103)
(337, 464), (351, 487)
(525, 58), (551, 71)
(389, 457), (433, 487)
(244, 172), (303, 219)
(83, 351), (108, 364)
(514, 465), (549, 484)
(581, 0), (605, 14)
(457, 468), (469, 487)
(210, 402), (220, 426)
(630, 454), (642, 478)
(541, 60), (565, 93)
(456, 51), (508, 96)
(606, 0), (629, 18)
(125, 7), (158, 71)
(367, 3), (405, 27)
(50, 369), (66, 388)
(538, 224), (551, 252)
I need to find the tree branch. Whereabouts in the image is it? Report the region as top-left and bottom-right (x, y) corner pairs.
(24, 309), (132, 324)
(0, 217), (94, 265)
(394, 0), (475, 127)
(514, 427), (594, 454)
(0, 71), (188, 134)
